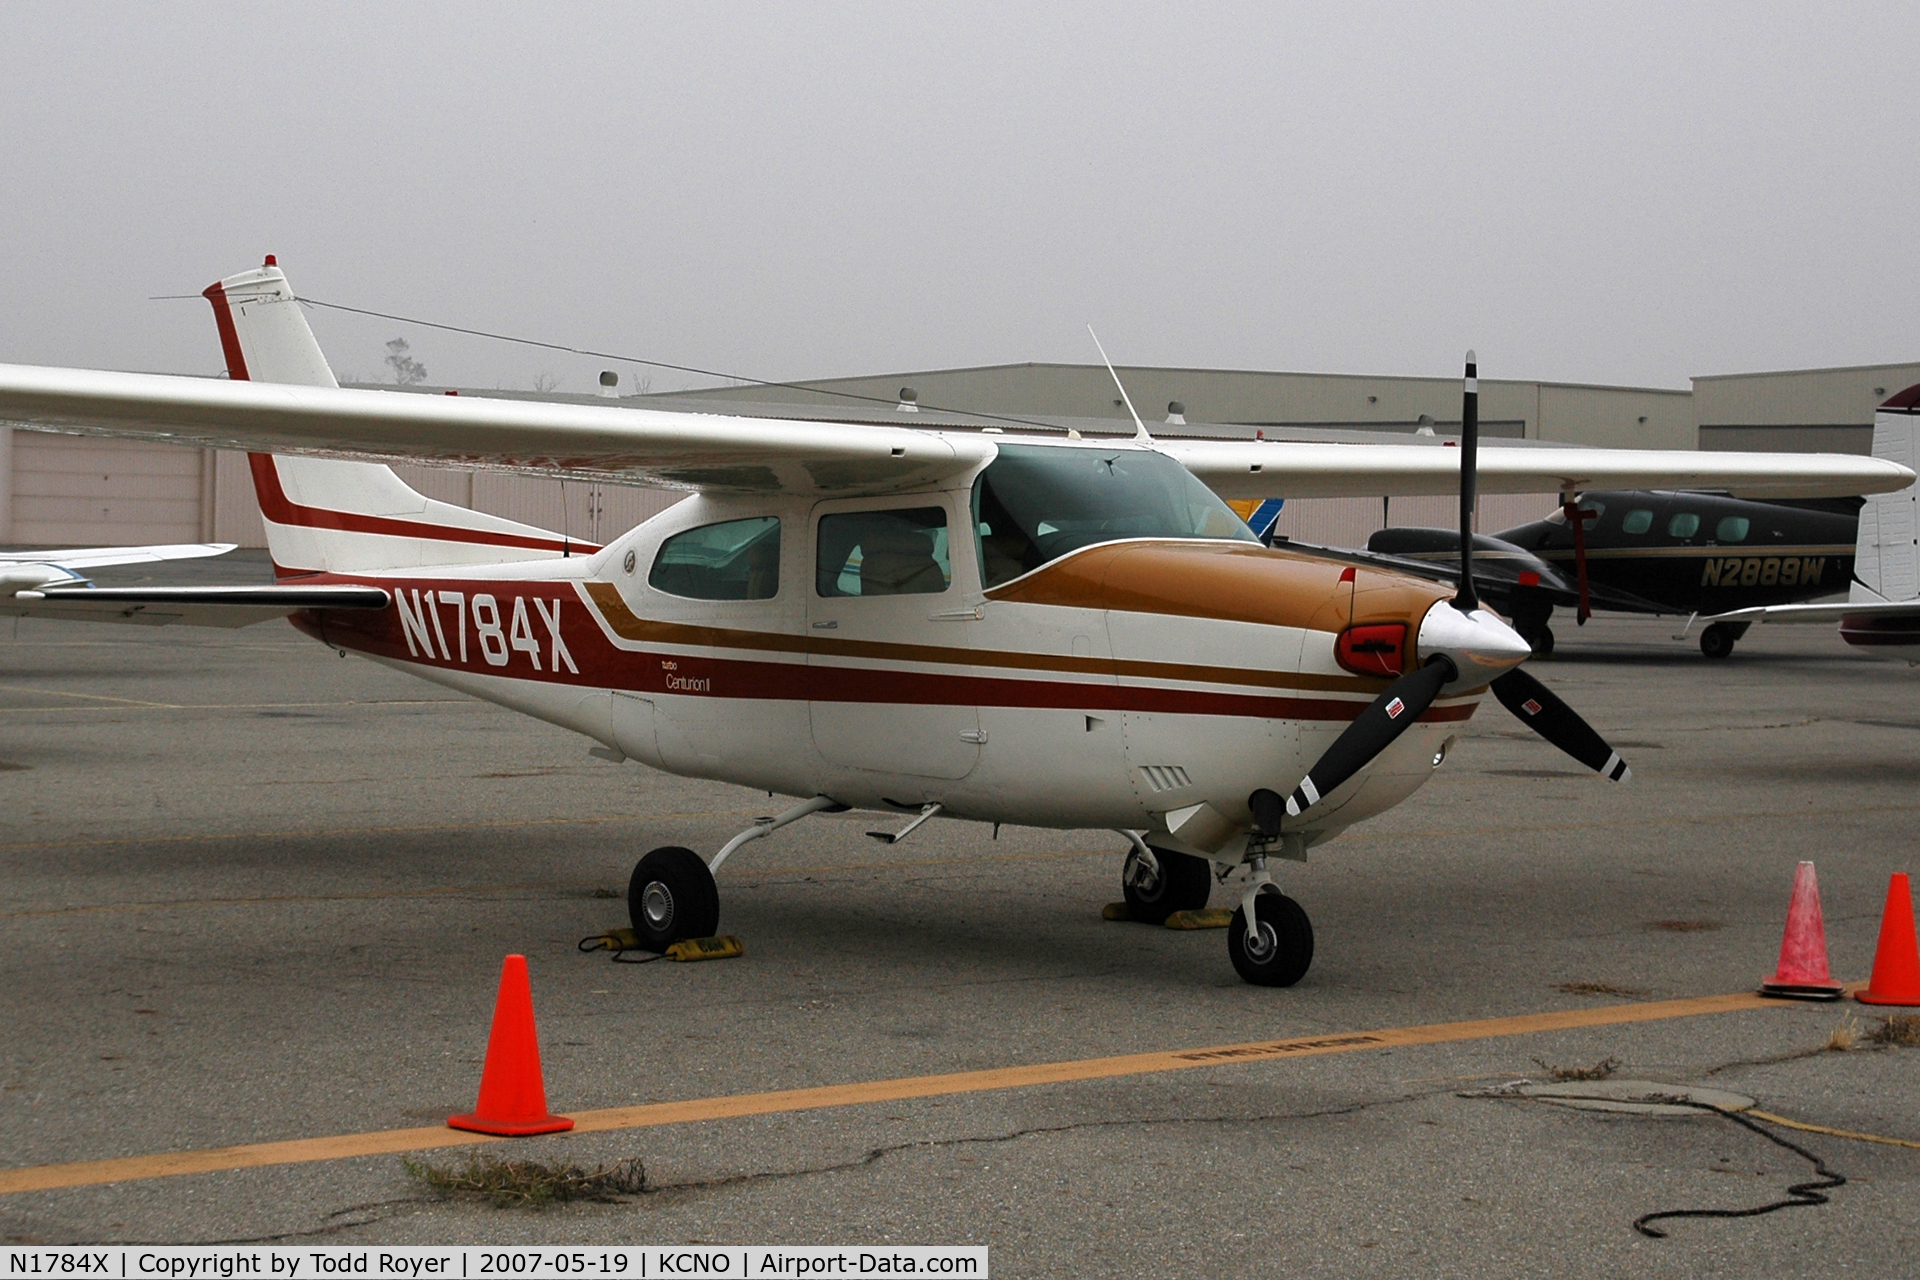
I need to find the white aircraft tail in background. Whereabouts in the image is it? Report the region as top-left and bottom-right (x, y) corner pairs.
(1706, 384), (1920, 660)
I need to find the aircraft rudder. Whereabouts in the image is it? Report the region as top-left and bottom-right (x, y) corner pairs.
(202, 255), (339, 389)
(1856, 387), (1920, 603)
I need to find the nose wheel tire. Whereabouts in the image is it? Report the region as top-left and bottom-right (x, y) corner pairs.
(628, 845), (720, 952)
(1229, 893), (1314, 987)
(1122, 843), (1212, 924)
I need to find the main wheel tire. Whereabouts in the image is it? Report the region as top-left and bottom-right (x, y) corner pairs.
(628, 846), (720, 951)
(1228, 893), (1314, 987)
(1121, 844), (1212, 925)
(1700, 623), (1737, 660)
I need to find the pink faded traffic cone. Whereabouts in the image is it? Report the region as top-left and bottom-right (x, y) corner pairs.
(448, 954), (574, 1136)
(1759, 861), (1846, 1001)
(1856, 873), (1920, 1007)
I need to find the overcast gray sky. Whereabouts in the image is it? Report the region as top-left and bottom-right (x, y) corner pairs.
(2, 2), (1914, 396)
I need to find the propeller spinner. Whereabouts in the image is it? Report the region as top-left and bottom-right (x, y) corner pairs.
(1251, 353), (1629, 837)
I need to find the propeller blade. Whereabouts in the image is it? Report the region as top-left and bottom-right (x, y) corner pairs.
(1454, 351), (1480, 613)
(1491, 666), (1630, 781)
(1251, 658), (1457, 833)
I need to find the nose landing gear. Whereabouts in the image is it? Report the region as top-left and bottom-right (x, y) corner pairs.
(1226, 851), (1314, 986)
(1228, 893), (1314, 986)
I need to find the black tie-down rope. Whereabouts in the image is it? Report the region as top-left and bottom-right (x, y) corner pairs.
(1633, 1102), (1846, 1239)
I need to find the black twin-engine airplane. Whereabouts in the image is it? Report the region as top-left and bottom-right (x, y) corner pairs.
(1360, 490), (1859, 658)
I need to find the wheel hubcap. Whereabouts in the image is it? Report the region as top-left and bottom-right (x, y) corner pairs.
(1244, 920), (1278, 963)
(641, 880), (675, 930)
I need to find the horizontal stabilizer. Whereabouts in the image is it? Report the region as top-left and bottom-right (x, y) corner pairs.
(1706, 599), (1920, 627)
(3, 583), (389, 629)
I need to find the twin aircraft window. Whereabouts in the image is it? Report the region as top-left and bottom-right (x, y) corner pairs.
(817, 507), (952, 597)
(648, 517), (781, 600)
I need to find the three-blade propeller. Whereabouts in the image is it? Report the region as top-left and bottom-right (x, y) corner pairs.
(1250, 353), (1629, 838)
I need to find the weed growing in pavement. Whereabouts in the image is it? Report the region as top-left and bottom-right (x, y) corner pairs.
(1531, 1056), (1621, 1082)
(403, 1153), (648, 1208)
(1866, 1014), (1920, 1047)
(1824, 1017), (1860, 1052)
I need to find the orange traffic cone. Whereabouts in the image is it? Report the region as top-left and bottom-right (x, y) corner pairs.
(448, 954), (574, 1136)
(1856, 872), (1920, 1007)
(1759, 861), (1846, 1000)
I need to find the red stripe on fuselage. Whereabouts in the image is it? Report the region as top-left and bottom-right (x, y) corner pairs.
(293, 579), (1479, 725)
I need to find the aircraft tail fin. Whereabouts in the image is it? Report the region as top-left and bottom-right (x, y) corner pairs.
(1852, 386), (1920, 604)
(202, 258), (585, 575)
(1226, 497), (1285, 541)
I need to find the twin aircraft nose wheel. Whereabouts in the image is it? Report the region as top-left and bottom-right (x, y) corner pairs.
(627, 846), (721, 952)
(1123, 844), (1315, 986)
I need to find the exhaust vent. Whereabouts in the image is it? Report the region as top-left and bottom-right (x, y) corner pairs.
(1139, 765), (1192, 793)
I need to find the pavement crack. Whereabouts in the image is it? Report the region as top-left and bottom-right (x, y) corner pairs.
(189, 1198), (437, 1244)
(648, 1093), (1431, 1198)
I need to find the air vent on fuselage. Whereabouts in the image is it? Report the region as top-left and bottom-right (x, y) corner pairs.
(1139, 765), (1192, 793)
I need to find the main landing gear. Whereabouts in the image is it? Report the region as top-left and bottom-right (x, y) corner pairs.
(1699, 620), (1750, 659)
(1117, 835), (1315, 986)
(628, 846), (720, 952)
(627, 795), (846, 951)
(1120, 836), (1213, 925)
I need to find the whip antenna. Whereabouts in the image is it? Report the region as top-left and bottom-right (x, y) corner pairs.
(1088, 326), (1152, 444)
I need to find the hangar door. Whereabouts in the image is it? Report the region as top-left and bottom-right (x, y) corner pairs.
(9, 433), (207, 545)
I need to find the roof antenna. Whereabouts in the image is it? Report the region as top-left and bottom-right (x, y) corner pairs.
(1087, 326), (1151, 444)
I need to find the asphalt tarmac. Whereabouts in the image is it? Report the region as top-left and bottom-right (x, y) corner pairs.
(2, 550), (1917, 1275)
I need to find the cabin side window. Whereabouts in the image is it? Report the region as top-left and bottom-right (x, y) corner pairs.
(1715, 516), (1751, 543)
(648, 517), (781, 600)
(816, 507), (952, 597)
(1668, 512), (1701, 538)
(1621, 509), (1654, 535)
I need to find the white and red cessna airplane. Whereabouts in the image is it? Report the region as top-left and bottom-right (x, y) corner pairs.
(0, 260), (1909, 984)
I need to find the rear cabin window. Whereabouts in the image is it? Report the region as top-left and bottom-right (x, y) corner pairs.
(648, 517), (781, 600)
(1621, 509), (1654, 535)
(1668, 512), (1701, 538)
(816, 507), (951, 597)
(1716, 516), (1751, 543)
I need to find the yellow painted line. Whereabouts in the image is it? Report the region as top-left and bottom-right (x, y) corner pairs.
(0, 989), (1792, 1196)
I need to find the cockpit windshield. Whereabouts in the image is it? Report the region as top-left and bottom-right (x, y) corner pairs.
(971, 444), (1259, 588)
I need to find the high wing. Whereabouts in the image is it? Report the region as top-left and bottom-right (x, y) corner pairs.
(0, 364), (990, 496)
(1158, 438), (1911, 501)
(0, 361), (1911, 500)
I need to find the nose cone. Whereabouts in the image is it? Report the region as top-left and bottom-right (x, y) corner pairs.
(1418, 603), (1532, 685)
